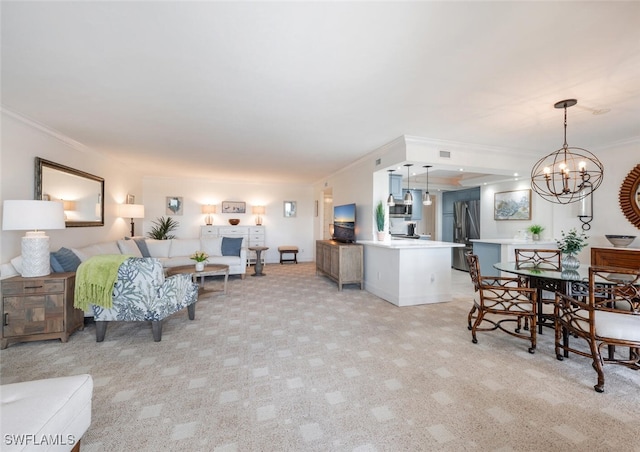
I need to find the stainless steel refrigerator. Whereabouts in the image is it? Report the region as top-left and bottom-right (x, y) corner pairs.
(452, 200), (480, 271)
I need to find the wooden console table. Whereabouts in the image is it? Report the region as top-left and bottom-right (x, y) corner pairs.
(315, 240), (363, 290)
(591, 247), (640, 268)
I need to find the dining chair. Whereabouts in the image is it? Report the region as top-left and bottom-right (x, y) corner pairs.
(554, 265), (640, 392)
(466, 253), (537, 353)
(514, 248), (562, 334)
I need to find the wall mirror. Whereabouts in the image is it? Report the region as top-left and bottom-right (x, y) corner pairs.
(619, 164), (640, 229)
(35, 157), (105, 227)
(283, 201), (297, 217)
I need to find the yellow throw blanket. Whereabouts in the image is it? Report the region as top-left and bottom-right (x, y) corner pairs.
(74, 255), (130, 311)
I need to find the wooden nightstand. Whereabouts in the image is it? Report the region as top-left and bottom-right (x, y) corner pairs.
(1, 272), (84, 349)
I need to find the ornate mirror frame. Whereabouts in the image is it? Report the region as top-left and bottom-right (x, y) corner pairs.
(35, 157), (105, 227)
(619, 164), (640, 229)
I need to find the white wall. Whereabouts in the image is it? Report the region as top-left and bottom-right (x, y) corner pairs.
(1, 111), (144, 267)
(141, 177), (314, 264)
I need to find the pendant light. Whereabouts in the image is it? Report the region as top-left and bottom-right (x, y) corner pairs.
(422, 165), (432, 206)
(403, 164), (413, 205)
(386, 169), (396, 206)
(530, 99), (604, 204)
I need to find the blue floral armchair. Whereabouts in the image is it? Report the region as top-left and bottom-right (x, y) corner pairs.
(92, 258), (198, 342)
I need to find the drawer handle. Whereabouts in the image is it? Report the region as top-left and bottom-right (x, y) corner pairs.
(3, 313), (8, 326)
(24, 285), (44, 290)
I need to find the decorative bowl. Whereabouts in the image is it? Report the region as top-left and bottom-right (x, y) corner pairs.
(228, 219), (240, 225)
(605, 235), (636, 248)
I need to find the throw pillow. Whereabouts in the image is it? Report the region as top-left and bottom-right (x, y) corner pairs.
(50, 254), (65, 273)
(51, 247), (82, 272)
(133, 238), (151, 257)
(117, 239), (143, 258)
(221, 237), (243, 257)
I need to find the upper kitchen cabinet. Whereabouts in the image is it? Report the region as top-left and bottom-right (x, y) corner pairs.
(389, 173), (403, 200)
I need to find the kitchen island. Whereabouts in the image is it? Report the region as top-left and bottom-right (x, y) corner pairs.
(359, 239), (464, 307)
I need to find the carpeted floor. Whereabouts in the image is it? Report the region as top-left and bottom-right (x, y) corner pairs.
(1, 262), (638, 451)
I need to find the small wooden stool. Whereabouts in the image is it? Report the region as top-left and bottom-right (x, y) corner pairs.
(278, 246), (298, 264)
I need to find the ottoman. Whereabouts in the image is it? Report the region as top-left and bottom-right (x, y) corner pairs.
(278, 246), (298, 264)
(1, 374), (93, 451)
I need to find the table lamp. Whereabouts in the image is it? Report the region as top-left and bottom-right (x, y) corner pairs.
(118, 203), (145, 237)
(201, 204), (216, 225)
(2, 200), (66, 277)
(252, 206), (265, 225)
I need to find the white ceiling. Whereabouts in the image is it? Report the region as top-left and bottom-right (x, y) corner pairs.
(2, 1), (639, 185)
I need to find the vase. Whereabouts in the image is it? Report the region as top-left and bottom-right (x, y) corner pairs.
(377, 231), (385, 241)
(532, 233), (540, 241)
(195, 262), (205, 272)
(561, 254), (580, 270)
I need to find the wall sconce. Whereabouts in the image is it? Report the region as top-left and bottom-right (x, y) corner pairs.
(201, 204), (216, 225)
(2, 200), (66, 277)
(252, 206), (265, 225)
(118, 204), (145, 237)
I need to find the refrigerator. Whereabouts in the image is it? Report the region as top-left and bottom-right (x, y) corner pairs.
(452, 200), (480, 271)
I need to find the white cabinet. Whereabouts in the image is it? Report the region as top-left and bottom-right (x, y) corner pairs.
(201, 225), (265, 266)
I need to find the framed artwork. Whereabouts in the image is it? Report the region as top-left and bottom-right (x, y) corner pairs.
(494, 189), (531, 220)
(284, 200), (297, 217)
(126, 194), (135, 204)
(166, 196), (183, 215)
(222, 201), (246, 214)
(314, 200), (319, 217)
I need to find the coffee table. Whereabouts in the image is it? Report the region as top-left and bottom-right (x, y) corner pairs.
(167, 264), (229, 295)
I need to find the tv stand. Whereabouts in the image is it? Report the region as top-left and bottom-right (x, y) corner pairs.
(315, 240), (363, 291)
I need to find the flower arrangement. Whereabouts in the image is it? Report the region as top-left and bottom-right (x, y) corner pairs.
(190, 251), (209, 263)
(556, 228), (588, 255)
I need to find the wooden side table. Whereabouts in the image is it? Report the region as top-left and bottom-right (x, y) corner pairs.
(1, 272), (84, 349)
(248, 246), (269, 276)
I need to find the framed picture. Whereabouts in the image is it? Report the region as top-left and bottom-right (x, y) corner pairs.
(284, 200), (296, 217)
(314, 200), (319, 217)
(166, 196), (183, 215)
(126, 194), (135, 204)
(222, 201), (246, 214)
(494, 189), (531, 220)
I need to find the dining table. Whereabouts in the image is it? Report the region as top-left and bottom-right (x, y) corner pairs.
(493, 261), (592, 357)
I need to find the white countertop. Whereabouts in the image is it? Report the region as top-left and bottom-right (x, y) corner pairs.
(359, 240), (464, 249)
(470, 239), (557, 245)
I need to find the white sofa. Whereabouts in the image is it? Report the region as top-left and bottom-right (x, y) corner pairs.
(1, 237), (246, 280)
(0, 374), (93, 452)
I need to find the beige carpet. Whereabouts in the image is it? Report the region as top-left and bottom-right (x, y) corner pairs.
(1, 263), (638, 451)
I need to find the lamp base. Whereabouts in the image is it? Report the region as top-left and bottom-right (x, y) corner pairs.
(255, 216), (263, 226)
(21, 231), (51, 277)
(205, 215), (213, 226)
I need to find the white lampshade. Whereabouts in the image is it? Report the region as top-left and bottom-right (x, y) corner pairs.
(3, 200), (66, 278)
(3, 200), (66, 231)
(118, 204), (145, 219)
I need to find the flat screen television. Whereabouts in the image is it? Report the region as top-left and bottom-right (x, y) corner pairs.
(332, 203), (356, 243)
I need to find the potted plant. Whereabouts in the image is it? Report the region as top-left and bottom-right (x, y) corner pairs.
(528, 224), (544, 241)
(556, 228), (588, 270)
(190, 251), (209, 271)
(147, 216), (179, 240)
(375, 201), (386, 241)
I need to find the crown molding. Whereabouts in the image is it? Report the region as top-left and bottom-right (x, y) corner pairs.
(1, 105), (93, 154)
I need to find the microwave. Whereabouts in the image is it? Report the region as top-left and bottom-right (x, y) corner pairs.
(389, 204), (412, 216)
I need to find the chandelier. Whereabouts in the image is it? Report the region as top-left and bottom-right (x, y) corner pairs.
(386, 169), (396, 206)
(531, 99), (603, 204)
